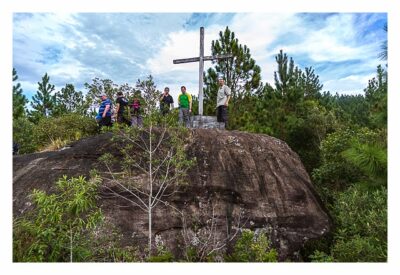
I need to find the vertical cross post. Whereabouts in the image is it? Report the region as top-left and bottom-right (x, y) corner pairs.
(199, 27), (204, 116)
(173, 27), (232, 119)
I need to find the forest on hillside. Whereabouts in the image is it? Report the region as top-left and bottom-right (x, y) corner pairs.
(13, 27), (387, 262)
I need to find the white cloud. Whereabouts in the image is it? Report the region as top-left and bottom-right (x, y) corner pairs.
(272, 14), (379, 63)
(324, 73), (375, 95)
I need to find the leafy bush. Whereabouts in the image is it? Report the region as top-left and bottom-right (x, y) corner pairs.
(33, 113), (98, 150)
(331, 236), (386, 262)
(13, 117), (39, 154)
(334, 185), (387, 244)
(13, 175), (103, 262)
(226, 229), (278, 262)
(309, 250), (335, 262)
(312, 127), (383, 206)
(147, 250), (175, 262)
(310, 184), (387, 262)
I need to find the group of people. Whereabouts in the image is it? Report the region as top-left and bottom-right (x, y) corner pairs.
(96, 75), (231, 129)
(96, 91), (143, 128)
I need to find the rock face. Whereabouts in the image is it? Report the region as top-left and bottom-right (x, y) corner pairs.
(13, 129), (331, 261)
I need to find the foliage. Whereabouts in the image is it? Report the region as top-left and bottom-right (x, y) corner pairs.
(146, 250), (175, 262)
(364, 65), (387, 129)
(226, 230), (278, 262)
(84, 77), (119, 101)
(309, 250), (335, 262)
(53, 84), (87, 116)
(28, 73), (56, 123)
(378, 23), (387, 61)
(334, 184), (387, 242)
(330, 236), (386, 262)
(312, 127), (382, 201)
(147, 237), (175, 262)
(13, 68), (28, 120)
(13, 117), (38, 154)
(274, 50), (322, 104)
(330, 184), (387, 262)
(85, 216), (139, 262)
(33, 113), (98, 150)
(342, 139), (387, 186)
(13, 176), (103, 262)
(309, 184), (387, 262)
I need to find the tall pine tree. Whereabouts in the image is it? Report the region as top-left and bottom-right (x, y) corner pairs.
(13, 68), (28, 120)
(274, 50), (322, 111)
(203, 27), (262, 116)
(364, 65), (387, 128)
(29, 73), (56, 122)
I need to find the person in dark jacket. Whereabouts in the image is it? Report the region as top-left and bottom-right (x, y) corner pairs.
(115, 91), (131, 126)
(160, 87), (174, 115)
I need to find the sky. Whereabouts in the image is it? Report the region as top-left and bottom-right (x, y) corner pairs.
(12, 12), (387, 103)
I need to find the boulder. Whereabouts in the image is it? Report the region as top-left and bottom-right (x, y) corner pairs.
(13, 129), (331, 261)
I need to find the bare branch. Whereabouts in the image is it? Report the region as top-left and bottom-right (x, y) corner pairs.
(103, 185), (148, 212)
(152, 127), (168, 154)
(117, 130), (148, 152)
(103, 163), (148, 210)
(151, 150), (173, 177)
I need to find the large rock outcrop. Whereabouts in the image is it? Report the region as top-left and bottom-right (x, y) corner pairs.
(13, 129), (331, 261)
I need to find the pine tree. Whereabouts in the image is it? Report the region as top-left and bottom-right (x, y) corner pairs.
(203, 27), (262, 115)
(378, 23), (387, 61)
(273, 50), (323, 114)
(364, 65), (387, 128)
(13, 68), (28, 120)
(274, 50), (322, 106)
(29, 73), (56, 122)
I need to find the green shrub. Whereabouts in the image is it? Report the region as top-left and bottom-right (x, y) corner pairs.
(312, 127), (384, 207)
(13, 117), (38, 154)
(33, 113), (98, 150)
(226, 229), (278, 262)
(310, 184), (387, 262)
(309, 250), (335, 262)
(13, 175), (103, 262)
(333, 184), (387, 245)
(331, 236), (386, 262)
(147, 245), (174, 262)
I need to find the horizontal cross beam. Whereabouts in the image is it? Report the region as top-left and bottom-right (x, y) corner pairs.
(173, 54), (232, 64)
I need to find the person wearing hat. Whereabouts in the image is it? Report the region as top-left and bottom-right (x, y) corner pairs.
(160, 87), (174, 115)
(96, 93), (113, 128)
(216, 75), (231, 129)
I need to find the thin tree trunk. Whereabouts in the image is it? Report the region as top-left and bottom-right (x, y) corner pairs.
(148, 116), (153, 257)
(70, 226), (73, 263)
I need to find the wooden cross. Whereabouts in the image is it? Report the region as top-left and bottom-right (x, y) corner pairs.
(173, 27), (232, 116)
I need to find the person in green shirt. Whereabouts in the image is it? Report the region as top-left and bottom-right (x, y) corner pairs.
(178, 86), (192, 128)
